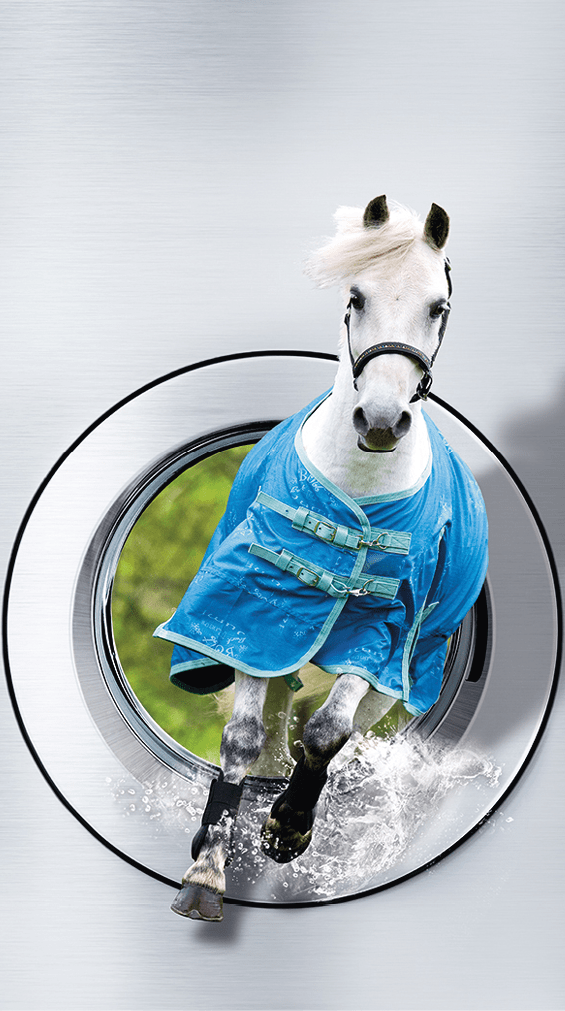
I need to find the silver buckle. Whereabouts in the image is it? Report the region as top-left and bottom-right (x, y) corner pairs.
(295, 566), (320, 588)
(312, 520), (336, 543)
(360, 531), (387, 551)
(349, 579), (374, 597)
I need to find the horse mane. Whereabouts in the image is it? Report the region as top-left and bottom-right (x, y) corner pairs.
(305, 201), (425, 288)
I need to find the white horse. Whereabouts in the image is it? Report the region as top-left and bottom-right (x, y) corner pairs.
(159, 196), (488, 921)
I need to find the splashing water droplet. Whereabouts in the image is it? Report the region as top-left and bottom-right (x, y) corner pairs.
(227, 734), (500, 901)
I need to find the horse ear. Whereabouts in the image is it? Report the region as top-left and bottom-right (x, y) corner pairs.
(423, 203), (450, 250)
(363, 195), (389, 229)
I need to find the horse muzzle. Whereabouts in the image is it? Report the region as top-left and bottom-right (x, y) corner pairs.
(357, 432), (399, 454)
(353, 405), (412, 452)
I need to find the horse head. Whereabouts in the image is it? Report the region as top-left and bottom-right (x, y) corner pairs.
(308, 196), (451, 456)
(347, 196), (450, 453)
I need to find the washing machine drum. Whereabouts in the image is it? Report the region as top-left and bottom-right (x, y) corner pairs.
(5, 353), (559, 907)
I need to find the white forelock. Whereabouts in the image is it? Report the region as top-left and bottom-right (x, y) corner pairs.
(305, 201), (436, 289)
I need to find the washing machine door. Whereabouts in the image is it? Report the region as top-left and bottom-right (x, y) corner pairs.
(5, 351), (559, 906)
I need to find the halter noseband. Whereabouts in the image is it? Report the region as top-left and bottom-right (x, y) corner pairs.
(345, 258), (452, 402)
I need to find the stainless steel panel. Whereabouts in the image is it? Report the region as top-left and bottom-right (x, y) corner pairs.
(2, 2), (564, 1009)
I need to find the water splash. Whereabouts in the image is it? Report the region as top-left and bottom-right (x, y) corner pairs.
(107, 775), (207, 835)
(106, 733), (500, 901)
(229, 732), (501, 900)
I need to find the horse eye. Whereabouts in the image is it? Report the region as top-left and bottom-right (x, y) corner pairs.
(430, 301), (448, 319)
(349, 289), (366, 311)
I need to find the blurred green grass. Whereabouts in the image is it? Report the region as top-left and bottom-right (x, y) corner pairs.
(112, 443), (411, 766)
(112, 445), (252, 763)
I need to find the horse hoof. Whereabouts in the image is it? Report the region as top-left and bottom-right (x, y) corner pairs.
(260, 817), (313, 864)
(170, 883), (224, 921)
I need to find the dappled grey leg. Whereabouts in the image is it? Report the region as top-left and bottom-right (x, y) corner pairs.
(302, 673), (372, 769)
(261, 673), (371, 862)
(352, 688), (397, 736)
(171, 672), (268, 921)
(249, 675), (295, 777)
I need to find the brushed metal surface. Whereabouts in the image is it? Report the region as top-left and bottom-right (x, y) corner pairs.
(2, 2), (564, 1009)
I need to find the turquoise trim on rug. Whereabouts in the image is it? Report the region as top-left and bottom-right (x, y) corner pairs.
(401, 600), (439, 702)
(154, 583), (349, 678)
(295, 396), (432, 507)
(255, 488), (412, 555)
(314, 663), (425, 716)
(247, 543), (400, 600)
(169, 652), (303, 693)
(355, 449), (432, 505)
(170, 655), (217, 673)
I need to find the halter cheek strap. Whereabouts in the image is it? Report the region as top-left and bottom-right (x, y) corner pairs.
(345, 258), (452, 402)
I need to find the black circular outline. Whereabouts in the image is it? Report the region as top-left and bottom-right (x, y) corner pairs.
(2, 349), (562, 907)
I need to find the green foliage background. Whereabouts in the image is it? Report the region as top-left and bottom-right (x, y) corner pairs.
(112, 444), (412, 766)
(112, 445), (252, 763)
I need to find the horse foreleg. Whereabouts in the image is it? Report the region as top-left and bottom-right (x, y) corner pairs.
(261, 673), (374, 863)
(171, 672), (268, 921)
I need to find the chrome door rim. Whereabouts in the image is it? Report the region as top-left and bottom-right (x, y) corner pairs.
(4, 352), (560, 906)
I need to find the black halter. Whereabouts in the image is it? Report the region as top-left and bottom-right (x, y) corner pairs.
(345, 258), (452, 402)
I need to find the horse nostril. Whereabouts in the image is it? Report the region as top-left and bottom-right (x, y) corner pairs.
(353, 407), (369, 437)
(393, 411), (412, 438)
(354, 406), (412, 441)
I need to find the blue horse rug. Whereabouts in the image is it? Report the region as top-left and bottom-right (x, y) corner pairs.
(154, 392), (488, 715)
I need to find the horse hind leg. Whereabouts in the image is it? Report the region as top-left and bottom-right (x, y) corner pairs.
(351, 687), (397, 736)
(248, 675), (295, 777)
(171, 672), (268, 921)
(261, 673), (371, 863)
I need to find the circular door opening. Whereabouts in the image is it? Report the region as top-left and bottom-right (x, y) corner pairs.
(4, 353), (559, 905)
